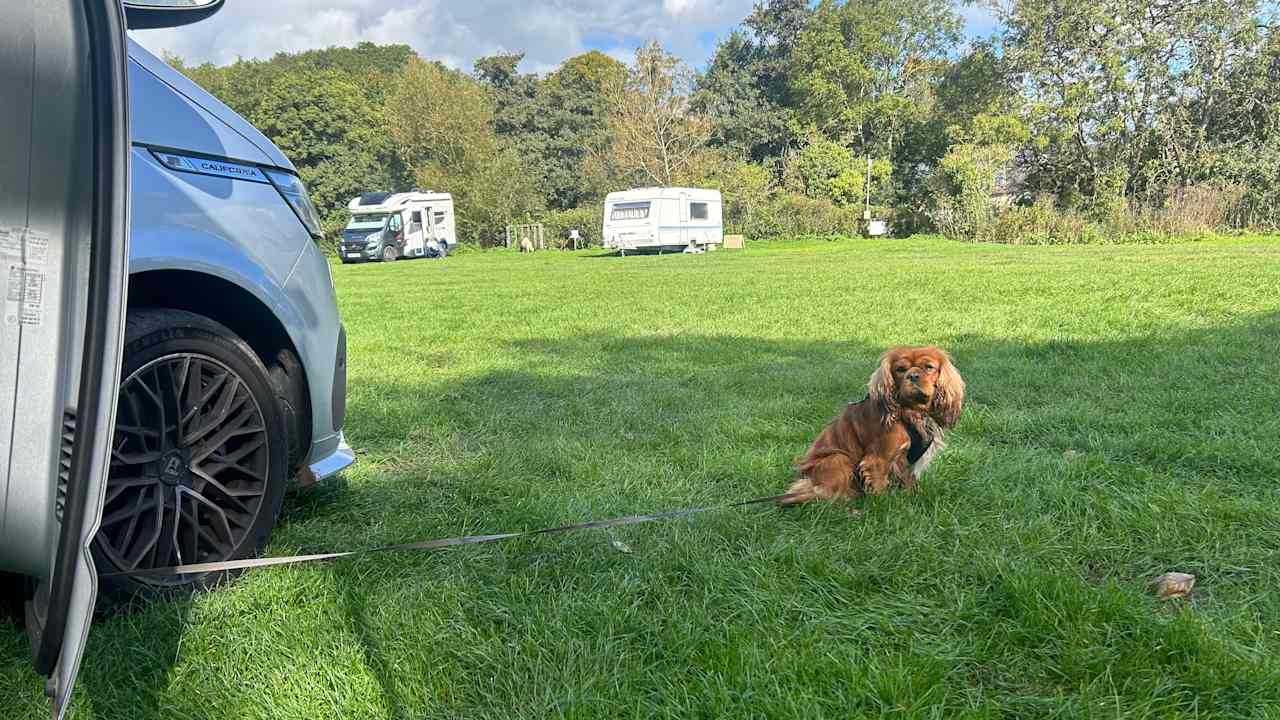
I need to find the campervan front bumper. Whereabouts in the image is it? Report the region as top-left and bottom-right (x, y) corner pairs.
(340, 241), (376, 261)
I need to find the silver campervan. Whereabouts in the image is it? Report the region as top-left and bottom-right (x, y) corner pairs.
(1, 3), (353, 716)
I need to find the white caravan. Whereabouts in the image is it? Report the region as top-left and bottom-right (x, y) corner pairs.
(602, 187), (723, 254)
(339, 191), (457, 263)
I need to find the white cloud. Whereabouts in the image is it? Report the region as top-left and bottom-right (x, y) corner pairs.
(130, 0), (755, 73)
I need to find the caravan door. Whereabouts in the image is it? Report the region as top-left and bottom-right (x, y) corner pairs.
(678, 191), (690, 248)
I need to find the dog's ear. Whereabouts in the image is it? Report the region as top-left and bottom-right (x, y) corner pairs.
(931, 350), (965, 428)
(867, 350), (899, 420)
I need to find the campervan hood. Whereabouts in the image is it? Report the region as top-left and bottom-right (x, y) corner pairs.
(126, 38), (296, 172)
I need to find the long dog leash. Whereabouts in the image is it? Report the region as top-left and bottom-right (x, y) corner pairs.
(101, 492), (800, 579)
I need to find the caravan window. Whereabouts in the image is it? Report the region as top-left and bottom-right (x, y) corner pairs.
(611, 202), (650, 221)
(690, 202), (709, 220)
(434, 211), (446, 225)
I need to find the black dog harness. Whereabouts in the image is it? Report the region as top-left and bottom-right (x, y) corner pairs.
(905, 423), (932, 464)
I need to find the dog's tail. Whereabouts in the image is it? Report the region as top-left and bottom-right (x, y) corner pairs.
(779, 477), (815, 506)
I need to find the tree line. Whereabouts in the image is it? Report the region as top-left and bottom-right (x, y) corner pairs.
(172, 0), (1279, 247)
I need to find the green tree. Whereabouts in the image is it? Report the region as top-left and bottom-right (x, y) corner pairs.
(387, 58), (542, 245)
(537, 52), (627, 208)
(588, 42), (714, 189)
(894, 41), (1019, 208)
(695, 0), (814, 162)
(475, 51), (626, 210)
(474, 52), (541, 142)
(790, 0), (962, 158)
(787, 133), (892, 208)
(998, 0), (1268, 202)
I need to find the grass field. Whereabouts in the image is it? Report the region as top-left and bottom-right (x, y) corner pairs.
(4, 236), (1280, 719)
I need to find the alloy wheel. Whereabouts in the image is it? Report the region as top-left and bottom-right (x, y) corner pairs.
(96, 353), (271, 584)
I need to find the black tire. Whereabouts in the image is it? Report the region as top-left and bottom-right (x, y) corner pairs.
(437, 242), (449, 258)
(382, 245), (398, 262)
(92, 309), (289, 600)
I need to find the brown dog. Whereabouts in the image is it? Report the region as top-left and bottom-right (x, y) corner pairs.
(782, 346), (965, 505)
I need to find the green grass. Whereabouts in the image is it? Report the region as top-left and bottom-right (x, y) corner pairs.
(5, 236), (1280, 719)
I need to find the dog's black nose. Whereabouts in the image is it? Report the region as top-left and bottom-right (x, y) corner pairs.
(907, 371), (921, 382)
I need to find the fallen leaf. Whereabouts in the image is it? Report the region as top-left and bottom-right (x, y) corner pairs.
(1151, 572), (1196, 600)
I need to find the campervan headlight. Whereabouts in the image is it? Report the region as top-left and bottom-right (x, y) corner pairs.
(265, 168), (323, 240)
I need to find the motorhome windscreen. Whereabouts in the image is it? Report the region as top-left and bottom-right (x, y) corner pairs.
(611, 202), (650, 221)
(346, 213), (389, 230)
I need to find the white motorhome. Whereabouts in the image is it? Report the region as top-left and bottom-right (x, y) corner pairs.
(602, 187), (723, 254)
(339, 191), (457, 263)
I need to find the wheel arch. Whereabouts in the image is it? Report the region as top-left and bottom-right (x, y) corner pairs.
(126, 269), (312, 470)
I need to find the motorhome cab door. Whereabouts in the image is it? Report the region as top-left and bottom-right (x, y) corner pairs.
(386, 212), (405, 256)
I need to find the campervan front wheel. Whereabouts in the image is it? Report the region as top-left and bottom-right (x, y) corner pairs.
(382, 245), (398, 262)
(92, 309), (290, 599)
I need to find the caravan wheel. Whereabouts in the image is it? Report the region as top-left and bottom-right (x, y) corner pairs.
(382, 245), (398, 262)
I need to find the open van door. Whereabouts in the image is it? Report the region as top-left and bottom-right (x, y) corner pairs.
(1, 2), (131, 716)
(0, 2), (219, 717)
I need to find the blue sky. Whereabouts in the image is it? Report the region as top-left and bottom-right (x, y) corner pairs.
(133, 1), (1001, 74)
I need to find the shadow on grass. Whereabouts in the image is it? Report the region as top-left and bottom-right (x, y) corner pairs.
(1, 576), (193, 719)
(6, 313), (1276, 716)
(289, 314), (1280, 714)
(333, 311), (1280, 501)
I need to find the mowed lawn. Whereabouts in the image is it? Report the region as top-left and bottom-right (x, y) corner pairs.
(5, 236), (1280, 719)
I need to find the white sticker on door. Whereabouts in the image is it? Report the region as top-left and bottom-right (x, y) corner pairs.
(23, 229), (49, 267)
(5, 264), (45, 327)
(0, 228), (19, 259)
